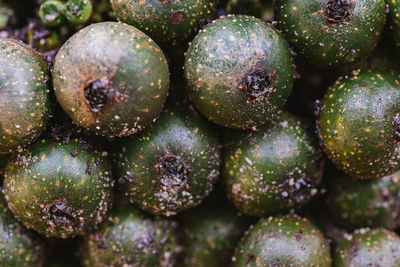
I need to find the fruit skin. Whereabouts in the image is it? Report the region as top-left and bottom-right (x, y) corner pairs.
(0, 38), (51, 154)
(179, 186), (251, 267)
(53, 22), (169, 137)
(3, 138), (114, 238)
(388, 0), (400, 47)
(185, 15), (294, 129)
(327, 169), (400, 230)
(317, 70), (400, 179)
(333, 228), (400, 266)
(233, 214), (332, 266)
(115, 106), (221, 216)
(80, 204), (177, 267)
(64, 0), (93, 24)
(224, 112), (324, 216)
(39, 0), (65, 26)
(110, 0), (216, 44)
(0, 194), (45, 267)
(274, 0), (386, 68)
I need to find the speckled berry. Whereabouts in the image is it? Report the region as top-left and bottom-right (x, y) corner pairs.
(334, 228), (400, 266)
(115, 106), (221, 216)
(0, 194), (45, 266)
(53, 22), (169, 137)
(3, 138), (114, 238)
(388, 0), (400, 47)
(274, 0), (386, 68)
(317, 70), (400, 179)
(80, 204), (177, 267)
(184, 15), (294, 129)
(233, 214), (332, 266)
(327, 169), (400, 230)
(224, 112), (324, 216)
(0, 38), (51, 154)
(110, 0), (216, 44)
(179, 187), (250, 267)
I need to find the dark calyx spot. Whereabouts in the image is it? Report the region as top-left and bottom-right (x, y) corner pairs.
(240, 67), (274, 104)
(84, 79), (114, 113)
(323, 0), (354, 24)
(279, 171), (313, 204)
(43, 200), (79, 228)
(394, 114), (400, 142)
(155, 154), (191, 188)
(170, 10), (187, 25)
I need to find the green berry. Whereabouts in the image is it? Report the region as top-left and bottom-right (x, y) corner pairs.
(115, 107), (221, 216)
(274, 0), (386, 68)
(224, 112), (323, 216)
(0, 2), (13, 30)
(180, 189), (250, 266)
(334, 228), (400, 266)
(233, 214), (332, 266)
(3, 138), (114, 238)
(317, 70), (400, 179)
(184, 15), (294, 129)
(64, 0), (93, 24)
(80, 204), (177, 266)
(110, 0), (216, 43)
(226, 0), (263, 18)
(39, 0), (65, 26)
(0, 38), (51, 154)
(53, 22), (169, 137)
(327, 169), (400, 230)
(0, 194), (45, 266)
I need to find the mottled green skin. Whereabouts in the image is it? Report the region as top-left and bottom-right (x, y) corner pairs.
(226, 0), (263, 17)
(179, 189), (250, 267)
(318, 70), (400, 179)
(110, 0), (215, 43)
(388, 0), (400, 47)
(3, 139), (114, 238)
(185, 15), (294, 129)
(53, 22), (169, 137)
(115, 107), (221, 216)
(234, 214), (332, 266)
(0, 38), (51, 154)
(274, 0), (386, 68)
(224, 112), (324, 216)
(327, 170), (400, 230)
(81, 205), (177, 267)
(0, 195), (44, 267)
(334, 228), (400, 266)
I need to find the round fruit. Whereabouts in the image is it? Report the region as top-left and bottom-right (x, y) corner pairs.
(184, 15), (294, 129)
(233, 214), (332, 266)
(110, 0), (216, 44)
(274, 0), (386, 68)
(64, 0), (93, 24)
(327, 170), (400, 230)
(115, 107), (221, 216)
(3, 138), (114, 238)
(388, 0), (400, 47)
(180, 187), (250, 266)
(224, 112), (323, 216)
(0, 38), (51, 154)
(0, 194), (45, 266)
(80, 204), (177, 267)
(317, 70), (400, 179)
(53, 22), (169, 137)
(39, 0), (65, 26)
(334, 228), (400, 266)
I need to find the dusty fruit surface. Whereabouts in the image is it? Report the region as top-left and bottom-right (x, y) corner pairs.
(110, 0), (216, 43)
(0, 194), (45, 267)
(184, 15), (294, 129)
(2, 138), (114, 238)
(224, 112), (324, 216)
(233, 214), (332, 266)
(334, 228), (400, 266)
(317, 70), (400, 179)
(53, 21), (169, 137)
(274, 0), (386, 68)
(327, 169), (400, 230)
(0, 38), (51, 154)
(115, 106), (221, 216)
(80, 204), (177, 267)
